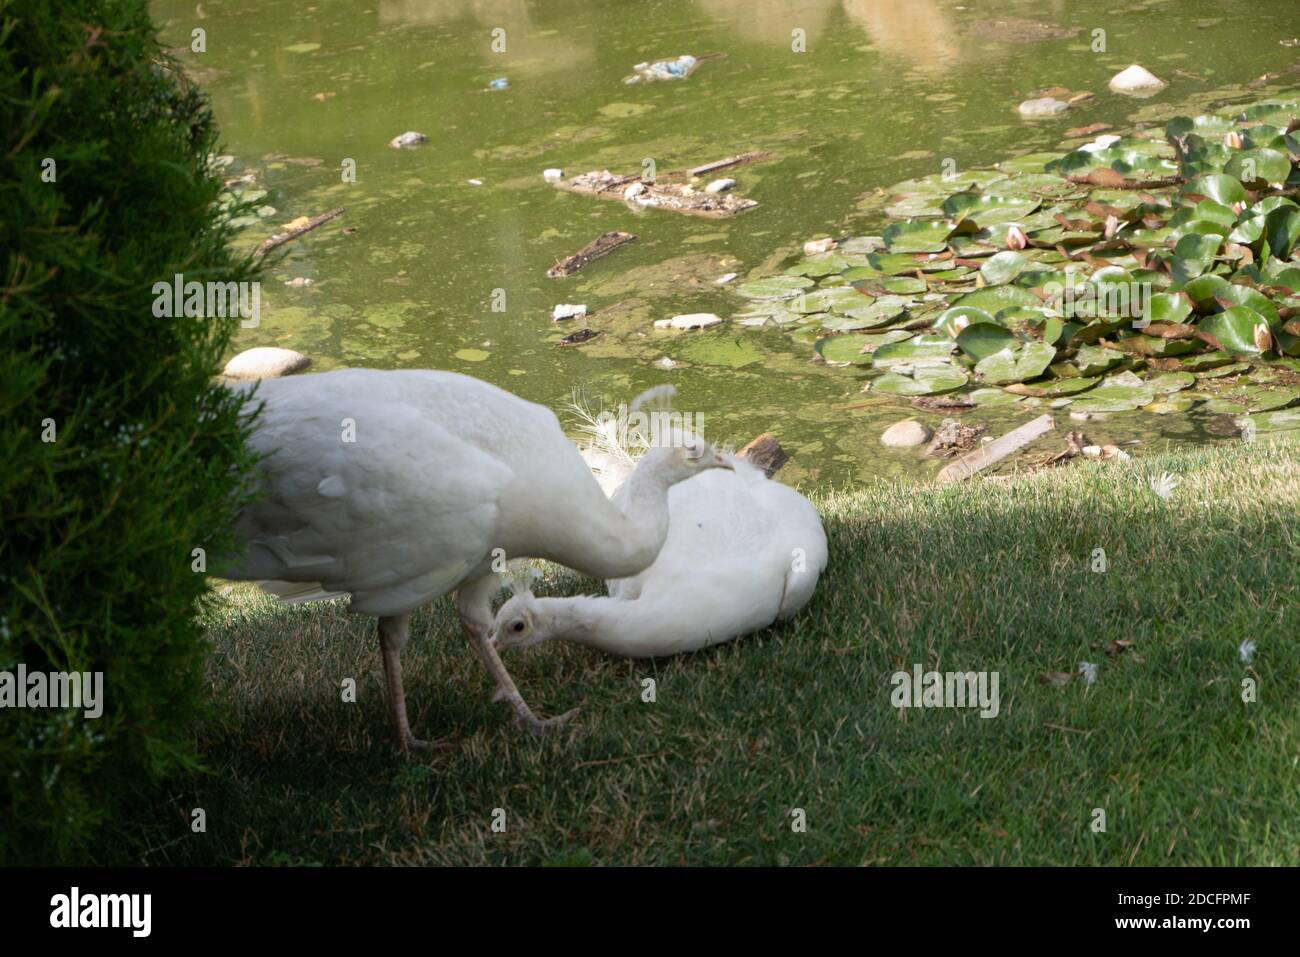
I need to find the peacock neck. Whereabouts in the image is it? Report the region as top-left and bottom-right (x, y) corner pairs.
(543, 463), (671, 580)
(539, 595), (648, 656)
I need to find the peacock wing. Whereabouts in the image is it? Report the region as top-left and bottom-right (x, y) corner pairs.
(228, 393), (514, 616)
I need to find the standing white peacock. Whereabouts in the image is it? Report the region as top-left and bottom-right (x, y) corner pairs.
(222, 369), (732, 753)
(488, 395), (828, 659)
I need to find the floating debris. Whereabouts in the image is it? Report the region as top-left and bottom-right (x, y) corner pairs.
(558, 328), (601, 346)
(547, 231), (637, 278)
(655, 313), (723, 330)
(937, 414), (1055, 482)
(557, 168), (758, 218)
(622, 53), (724, 84)
(551, 303), (588, 321)
(256, 208), (345, 256)
(1064, 122), (1113, 138)
(925, 420), (986, 458)
(489, 77), (508, 90)
(388, 131), (427, 149)
(552, 152), (771, 219)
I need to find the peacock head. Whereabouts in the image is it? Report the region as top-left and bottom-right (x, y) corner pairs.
(489, 566), (554, 653)
(636, 430), (733, 485)
(489, 591), (550, 653)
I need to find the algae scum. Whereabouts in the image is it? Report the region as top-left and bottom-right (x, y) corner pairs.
(155, 0), (1300, 483)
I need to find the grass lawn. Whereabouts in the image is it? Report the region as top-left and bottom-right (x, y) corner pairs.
(119, 437), (1300, 866)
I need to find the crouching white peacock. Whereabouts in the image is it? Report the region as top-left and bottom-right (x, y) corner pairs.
(488, 402), (828, 658)
(222, 369), (732, 753)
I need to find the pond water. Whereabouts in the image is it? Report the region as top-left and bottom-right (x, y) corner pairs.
(155, 0), (1300, 485)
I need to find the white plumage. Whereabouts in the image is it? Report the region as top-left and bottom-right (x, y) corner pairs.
(223, 369), (732, 751)
(489, 415), (828, 658)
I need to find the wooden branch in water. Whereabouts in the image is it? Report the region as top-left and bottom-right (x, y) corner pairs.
(256, 208), (346, 256)
(739, 433), (789, 477)
(937, 414), (1055, 483)
(687, 151), (773, 178)
(546, 231), (637, 278)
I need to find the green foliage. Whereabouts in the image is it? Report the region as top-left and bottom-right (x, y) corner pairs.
(0, 0), (260, 862)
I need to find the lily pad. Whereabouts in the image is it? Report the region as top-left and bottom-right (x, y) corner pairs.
(933, 305), (999, 336)
(815, 334), (876, 365)
(1075, 344), (1125, 376)
(872, 366), (969, 396)
(872, 336), (958, 369)
(951, 285), (1042, 313)
(1199, 306), (1271, 356)
(1145, 371), (1197, 394)
(955, 322), (1019, 361)
(735, 276), (815, 300)
(979, 251), (1029, 286)
(942, 191), (1040, 226)
(882, 219), (956, 253)
(1069, 379), (1156, 412)
(975, 342), (1056, 384)
(1182, 174), (1247, 205)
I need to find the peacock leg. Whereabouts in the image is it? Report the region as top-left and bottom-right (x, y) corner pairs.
(458, 576), (579, 735)
(378, 613), (450, 756)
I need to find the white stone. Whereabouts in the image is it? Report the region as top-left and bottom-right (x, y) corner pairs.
(542, 168), (563, 182)
(653, 356), (677, 370)
(714, 272), (738, 284)
(623, 182), (646, 200)
(551, 303), (587, 321)
(880, 419), (932, 448)
(223, 347), (311, 379)
(388, 131), (427, 149)
(284, 277), (313, 287)
(1018, 97), (1070, 118)
(704, 177), (736, 194)
(1108, 64), (1165, 96)
(653, 318), (673, 329)
(669, 312), (723, 330)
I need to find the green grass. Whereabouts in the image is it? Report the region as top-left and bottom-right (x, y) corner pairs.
(118, 438), (1300, 866)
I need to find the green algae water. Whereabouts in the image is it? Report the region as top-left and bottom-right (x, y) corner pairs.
(153, 0), (1300, 484)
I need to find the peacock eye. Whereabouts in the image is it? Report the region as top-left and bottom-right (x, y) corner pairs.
(511, 620), (526, 633)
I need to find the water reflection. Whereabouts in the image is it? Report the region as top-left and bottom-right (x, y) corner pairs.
(377, 0), (590, 73)
(697, 0), (960, 72)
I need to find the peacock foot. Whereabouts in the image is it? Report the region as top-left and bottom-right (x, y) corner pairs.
(512, 705), (581, 735)
(397, 733), (457, 757)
